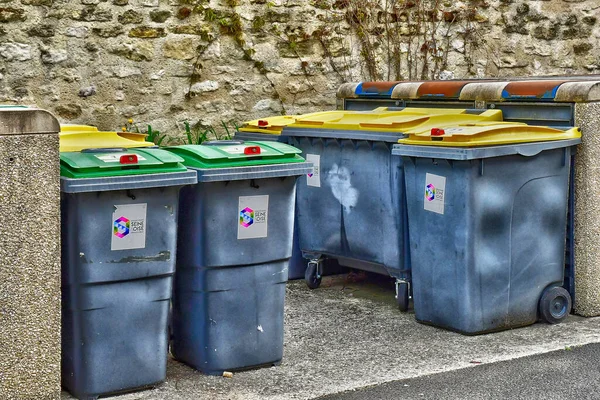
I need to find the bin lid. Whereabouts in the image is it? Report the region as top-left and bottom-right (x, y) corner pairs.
(60, 148), (188, 178)
(60, 124), (154, 152)
(398, 123), (582, 147)
(165, 141), (305, 168)
(241, 108), (504, 135)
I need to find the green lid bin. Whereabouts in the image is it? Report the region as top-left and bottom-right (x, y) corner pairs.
(165, 140), (313, 375)
(60, 147), (196, 399)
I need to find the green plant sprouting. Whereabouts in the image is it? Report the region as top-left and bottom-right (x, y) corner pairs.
(182, 120), (236, 145)
(122, 119), (238, 147)
(146, 125), (167, 146)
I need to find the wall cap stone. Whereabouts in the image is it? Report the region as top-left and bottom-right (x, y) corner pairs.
(390, 82), (423, 100)
(335, 83), (359, 99)
(555, 81), (600, 102)
(458, 82), (508, 101)
(339, 76), (600, 103)
(0, 108), (60, 135)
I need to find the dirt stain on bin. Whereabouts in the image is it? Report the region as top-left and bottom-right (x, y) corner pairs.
(108, 250), (171, 263)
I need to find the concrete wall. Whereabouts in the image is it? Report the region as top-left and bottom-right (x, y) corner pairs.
(0, 0), (599, 137)
(0, 110), (61, 399)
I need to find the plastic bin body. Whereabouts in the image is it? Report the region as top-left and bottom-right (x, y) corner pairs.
(167, 142), (312, 375)
(396, 139), (579, 334)
(234, 131), (286, 143)
(289, 134), (409, 278)
(172, 178), (294, 374)
(60, 149), (196, 399)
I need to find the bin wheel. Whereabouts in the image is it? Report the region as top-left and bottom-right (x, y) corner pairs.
(396, 281), (409, 312)
(305, 260), (322, 289)
(539, 286), (572, 324)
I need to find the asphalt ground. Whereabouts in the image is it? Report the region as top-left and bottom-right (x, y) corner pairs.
(320, 342), (600, 400)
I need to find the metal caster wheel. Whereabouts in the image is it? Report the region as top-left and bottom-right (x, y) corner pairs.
(305, 259), (322, 289)
(395, 280), (410, 312)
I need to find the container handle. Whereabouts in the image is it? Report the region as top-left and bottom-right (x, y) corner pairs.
(203, 140), (245, 146)
(81, 148), (129, 153)
(516, 147), (545, 157)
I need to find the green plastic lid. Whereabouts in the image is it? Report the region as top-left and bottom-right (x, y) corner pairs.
(60, 148), (188, 178)
(165, 141), (305, 168)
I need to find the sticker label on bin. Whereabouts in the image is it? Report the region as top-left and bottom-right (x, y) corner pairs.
(111, 203), (147, 250)
(306, 154), (321, 188)
(238, 195), (269, 240)
(221, 146), (246, 155)
(424, 173), (446, 215)
(96, 154), (146, 163)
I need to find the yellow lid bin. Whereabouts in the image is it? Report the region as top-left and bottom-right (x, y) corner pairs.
(241, 107), (581, 146)
(60, 124), (154, 152)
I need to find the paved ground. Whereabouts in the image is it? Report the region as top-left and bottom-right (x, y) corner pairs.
(62, 273), (600, 400)
(319, 343), (600, 400)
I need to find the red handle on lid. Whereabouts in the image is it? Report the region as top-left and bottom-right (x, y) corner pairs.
(120, 154), (138, 164)
(431, 128), (445, 136)
(244, 146), (261, 155)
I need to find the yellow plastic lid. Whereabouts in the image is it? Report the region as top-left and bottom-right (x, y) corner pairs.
(60, 124), (154, 152)
(241, 108), (505, 134)
(398, 123), (582, 147)
(243, 108), (580, 147)
(60, 124), (99, 133)
(117, 131), (151, 142)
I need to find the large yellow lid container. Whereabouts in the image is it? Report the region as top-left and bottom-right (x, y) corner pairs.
(60, 124), (154, 152)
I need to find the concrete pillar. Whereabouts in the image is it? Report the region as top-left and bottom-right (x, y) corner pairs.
(0, 108), (61, 399)
(573, 102), (600, 317)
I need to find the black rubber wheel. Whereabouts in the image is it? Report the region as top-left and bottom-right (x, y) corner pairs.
(305, 261), (322, 289)
(396, 282), (409, 312)
(539, 286), (572, 324)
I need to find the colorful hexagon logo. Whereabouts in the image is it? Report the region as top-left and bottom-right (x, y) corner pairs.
(114, 216), (130, 238)
(425, 183), (436, 201)
(239, 207), (254, 228)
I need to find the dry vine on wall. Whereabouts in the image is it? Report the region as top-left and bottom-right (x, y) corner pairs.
(183, 0), (490, 125)
(316, 0), (490, 82)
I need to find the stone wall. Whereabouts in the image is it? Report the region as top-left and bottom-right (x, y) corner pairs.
(0, 0), (599, 137)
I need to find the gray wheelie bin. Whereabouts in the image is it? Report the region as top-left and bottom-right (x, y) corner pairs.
(393, 122), (581, 334)
(166, 140), (312, 375)
(60, 148), (196, 399)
